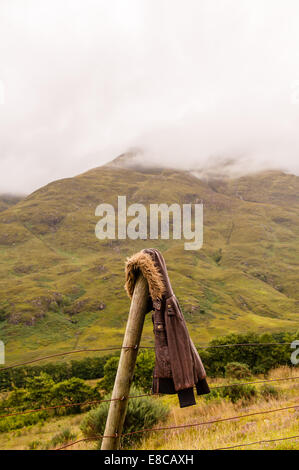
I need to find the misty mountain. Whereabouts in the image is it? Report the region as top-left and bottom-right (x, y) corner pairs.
(0, 156), (298, 363)
(0, 194), (25, 214)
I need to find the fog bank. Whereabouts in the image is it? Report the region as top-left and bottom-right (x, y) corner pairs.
(1, 0), (299, 193)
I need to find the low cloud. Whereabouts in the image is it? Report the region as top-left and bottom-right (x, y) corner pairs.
(0, 0), (299, 193)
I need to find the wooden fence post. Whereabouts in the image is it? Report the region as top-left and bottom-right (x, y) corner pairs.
(101, 273), (149, 450)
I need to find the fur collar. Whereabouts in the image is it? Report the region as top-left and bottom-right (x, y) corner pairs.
(125, 250), (165, 300)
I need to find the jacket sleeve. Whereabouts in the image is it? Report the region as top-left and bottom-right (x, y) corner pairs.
(164, 295), (198, 391)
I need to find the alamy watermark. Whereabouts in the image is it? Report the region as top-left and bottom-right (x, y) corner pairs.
(95, 196), (203, 250)
(0, 340), (4, 364)
(291, 340), (299, 365)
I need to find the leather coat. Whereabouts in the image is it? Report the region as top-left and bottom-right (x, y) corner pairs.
(125, 248), (210, 407)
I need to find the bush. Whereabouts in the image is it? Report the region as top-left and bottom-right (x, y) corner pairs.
(100, 356), (119, 392)
(203, 388), (223, 403)
(221, 384), (257, 403)
(134, 350), (155, 392)
(26, 373), (55, 406)
(70, 356), (108, 380)
(81, 386), (169, 449)
(0, 374), (100, 432)
(198, 331), (299, 377)
(101, 350), (155, 393)
(259, 384), (280, 400)
(204, 384), (257, 404)
(225, 362), (252, 380)
(0, 411), (48, 433)
(50, 428), (77, 448)
(0, 355), (110, 391)
(2, 387), (31, 411)
(28, 440), (43, 450)
(50, 377), (97, 414)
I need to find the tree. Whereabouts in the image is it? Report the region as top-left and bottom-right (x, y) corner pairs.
(26, 373), (55, 406)
(51, 377), (97, 414)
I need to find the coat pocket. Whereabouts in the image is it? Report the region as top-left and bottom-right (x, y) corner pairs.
(165, 295), (182, 317)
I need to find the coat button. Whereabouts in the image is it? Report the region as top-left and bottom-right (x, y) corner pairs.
(157, 324), (163, 329)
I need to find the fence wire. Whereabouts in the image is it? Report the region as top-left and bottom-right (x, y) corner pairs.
(0, 341), (295, 372)
(55, 402), (299, 450)
(1, 341), (298, 451)
(1, 376), (298, 420)
(216, 434), (299, 450)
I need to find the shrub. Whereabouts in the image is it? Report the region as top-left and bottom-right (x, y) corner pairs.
(81, 386), (169, 449)
(70, 356), (108, 380)
(50, 377), (97, 414)
(225, 362), (252, 380)
(259, 384), (280, 400)
(197, 331), (299, 377)
(3, 387), (31, 410)
(0, 411), (48, 433)
(6, 375), (97, 414)
(26, 373), (55, 406)
(0, 374), (100, 432)
(220, 384), (257, 403)
(27, 440), (42, 450)
(203, 388), (223, 403)
(100, 356), (119, 392)
(205, 384), (257, 404)
(50, 428), (77, 448)
(0, 355), (110, 392)
(101, 350), (155, 393)
(134, 350), (155, 392)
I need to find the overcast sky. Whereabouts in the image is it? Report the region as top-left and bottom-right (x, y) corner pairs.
(1, 0), (299, 194)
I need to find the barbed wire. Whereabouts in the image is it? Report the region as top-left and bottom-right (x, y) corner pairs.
(55, 402), (299, 450)
(198, 342), (294, 349)
(216, 434), (299, 450)
(0, 398), (114, 419)
(1, 376), (298, 420)
(1, 341), (298, 450)
(0, 393), (151, 419)
(0, 341), (295, 372)
(56, 433), (299, 451)
(0, 347), (130, 371)
(140, 342), (295, 349)
(7, 374), (294, 414)
(210, 375), (299, 390)
(56, 436), (104, 450)
(118, 403), (299, 438)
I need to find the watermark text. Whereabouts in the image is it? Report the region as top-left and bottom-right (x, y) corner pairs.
(291, 340), (299, 365)
(0, 340), (4, 364)
(95, 196), (203, 250)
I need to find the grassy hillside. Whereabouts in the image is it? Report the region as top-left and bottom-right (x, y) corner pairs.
(0, 162), (298, 364)
(0, 194), (24, 213)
